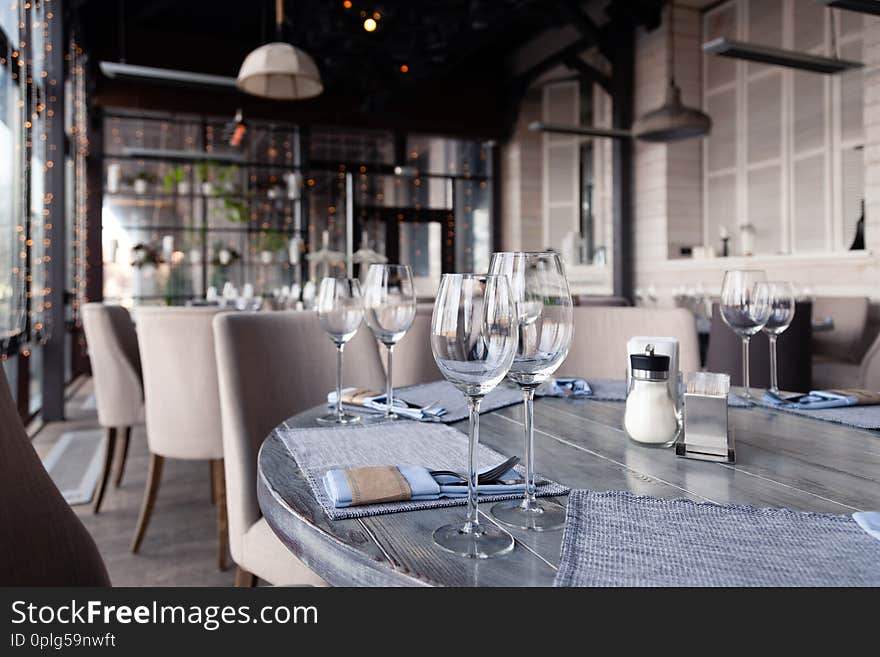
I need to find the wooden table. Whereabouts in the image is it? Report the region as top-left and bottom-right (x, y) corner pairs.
(257, 395), (880, 586)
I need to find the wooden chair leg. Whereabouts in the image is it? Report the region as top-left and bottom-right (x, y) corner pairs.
(234, 566), (257, 587)
(92, 427), (117, 514)
(131, 453), (164, 553)
(113, 426), (131, 487)
(212, 459), (229, 571)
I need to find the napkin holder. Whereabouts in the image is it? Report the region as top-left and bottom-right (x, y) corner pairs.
(675, 373), (735, 463)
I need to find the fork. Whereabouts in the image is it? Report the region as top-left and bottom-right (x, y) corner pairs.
(429, 455), (520, 484)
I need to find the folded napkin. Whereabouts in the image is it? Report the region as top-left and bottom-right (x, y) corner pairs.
(328, 387), (447, 421)
(323, 462), (525, 508)
(853, 512), (880, 542)
(763, 388), (880, 410)
(537, 377), (592, 398)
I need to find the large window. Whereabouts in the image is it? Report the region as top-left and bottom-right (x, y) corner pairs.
(703, 0), (864, 255)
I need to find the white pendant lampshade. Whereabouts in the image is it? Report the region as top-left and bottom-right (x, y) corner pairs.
(237, 0), (323, 100)
(237, 42), (323, 100)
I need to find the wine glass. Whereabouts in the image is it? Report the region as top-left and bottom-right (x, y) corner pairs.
(364, 264), (417, 420)
(315, 277), (364, 425)
(430, 274), (518, 559)
(488, 252), (573, 532)
(756, 281), (796, 396)
(719, 270), (771, 401)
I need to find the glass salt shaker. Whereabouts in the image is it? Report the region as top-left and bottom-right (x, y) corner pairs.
(624, 344), (681, 447)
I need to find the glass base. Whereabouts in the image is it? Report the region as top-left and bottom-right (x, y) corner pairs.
(432, 522), (514, 559)
(315, 411), (362, 425)
(491, 498), (566, 532)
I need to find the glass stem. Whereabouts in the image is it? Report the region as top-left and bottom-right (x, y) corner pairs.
(521, 386), (537, 507)
(335, 343), (345, 420)
(742, 336), (751, 399)
(464, 395), (482, 534)
(769, 334), (779, 393)
(385, 344), (394, 417)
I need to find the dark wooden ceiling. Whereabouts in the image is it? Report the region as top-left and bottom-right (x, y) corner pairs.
(69, 0), (663, 139)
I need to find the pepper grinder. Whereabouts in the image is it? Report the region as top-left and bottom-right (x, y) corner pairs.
(623, 345), (681, 447)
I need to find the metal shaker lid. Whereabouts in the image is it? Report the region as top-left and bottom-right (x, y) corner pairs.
(630, 344), (670, 380)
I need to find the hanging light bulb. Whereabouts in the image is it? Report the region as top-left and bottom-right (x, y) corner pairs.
(237, 0), (323, 100)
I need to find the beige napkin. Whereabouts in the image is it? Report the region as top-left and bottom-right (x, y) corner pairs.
(342, 466), (413, 506)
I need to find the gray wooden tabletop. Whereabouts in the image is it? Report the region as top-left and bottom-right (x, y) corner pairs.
(257, 394), (880, 586)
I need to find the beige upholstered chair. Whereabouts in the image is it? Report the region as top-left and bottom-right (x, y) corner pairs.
(213, 310), (386, 586)
(133, 307), (227, 569)
(0, 366), (110, 586)
(811, 296), (871, 389)
(559, 306), (700, 379)
(387, 303), (442, 387)
(81, 303), (144, 513)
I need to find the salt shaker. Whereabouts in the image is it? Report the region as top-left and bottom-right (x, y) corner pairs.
(624, 344), (681, 447)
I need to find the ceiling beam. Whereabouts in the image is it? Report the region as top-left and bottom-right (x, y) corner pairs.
(563, 54), (611, 94)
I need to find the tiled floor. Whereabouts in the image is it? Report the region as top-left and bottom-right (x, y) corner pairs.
(31, 378), (235, 586)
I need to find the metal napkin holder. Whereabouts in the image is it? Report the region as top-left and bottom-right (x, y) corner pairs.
(675, 391), (735, 463)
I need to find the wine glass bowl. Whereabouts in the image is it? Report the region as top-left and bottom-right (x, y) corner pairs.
(364, 265), (417, 419)
(315, 277), (364, 425)
(719, 270), (770, 401)
(487, 252), (573, 532)
(430, 273), (518, 558)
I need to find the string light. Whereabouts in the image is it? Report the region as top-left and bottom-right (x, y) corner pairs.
(363, 17), (377, 32)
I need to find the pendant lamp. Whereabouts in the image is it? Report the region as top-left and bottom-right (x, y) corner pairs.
(237, 0), (323, 100)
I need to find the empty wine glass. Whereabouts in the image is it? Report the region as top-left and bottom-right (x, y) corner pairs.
(364, 264), (417, 420)
(430, 274), (518, 559)
(720, 270), (771, 401)
(488, 252), (573, 532)
(316, 277), (364, 425)
(757, 281), (796, 396)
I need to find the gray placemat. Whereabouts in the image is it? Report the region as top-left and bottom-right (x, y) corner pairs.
(754, 399), (880, 430)
(277, 419), (569, 520)
(555, 490), (880, 587)
(397, 381), (523, 423)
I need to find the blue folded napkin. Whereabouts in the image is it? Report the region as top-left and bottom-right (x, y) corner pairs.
(763, 390), (860, 410)
(323, 463), (525, 508)
(853, 512), (880, 542)
(537, 377), (593, 398)
(328, 387), (447, 421)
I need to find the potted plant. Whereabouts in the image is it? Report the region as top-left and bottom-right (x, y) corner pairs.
(132, 171), (155, 195)
(130, 243), (163, 299)
(163, 166), (190, 195)
(256, 230), (288, 264)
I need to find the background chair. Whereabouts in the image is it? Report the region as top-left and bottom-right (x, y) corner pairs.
(386, 302), (443, 387)
(81, 303), (144, 513)
(0, 367), (110, 586)
(706, 301), (812, 392)
(133, 307), (227, 569)
(811, 296), (871, 390)
(559, 306), (700, 379)
(213, 310), (386, 586)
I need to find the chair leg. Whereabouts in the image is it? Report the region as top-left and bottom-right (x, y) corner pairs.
(113, 426), (131, 487)
(212, 459), (229, 571)
(131, 453), (164, 553)
(92, 427), (118, 514)
(234, 566), (257, 587)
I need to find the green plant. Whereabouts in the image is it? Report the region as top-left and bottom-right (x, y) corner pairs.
(256, 230), (288, 253)
(163, 166), (186, 192)
(222, 197), (249, 223)
(130, 243), (162, 268)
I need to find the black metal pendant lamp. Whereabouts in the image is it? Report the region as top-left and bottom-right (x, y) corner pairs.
(633, 1), (712, 142)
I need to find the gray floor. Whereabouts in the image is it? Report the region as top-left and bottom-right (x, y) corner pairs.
(32, 378), (235, 586)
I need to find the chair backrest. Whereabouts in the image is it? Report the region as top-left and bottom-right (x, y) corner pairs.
(81, 303), (143, 428)
(812, 296), (869, 364)
(559, 306), (700, 379)
(213, 310), (385, 564)
(0, 367), (110, 585)
(387, 303), (443, 387)
(706, 301), (813, 392)
(135, 307), (225, 461)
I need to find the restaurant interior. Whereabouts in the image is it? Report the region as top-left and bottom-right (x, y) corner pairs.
(2, 0), (879, 588)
